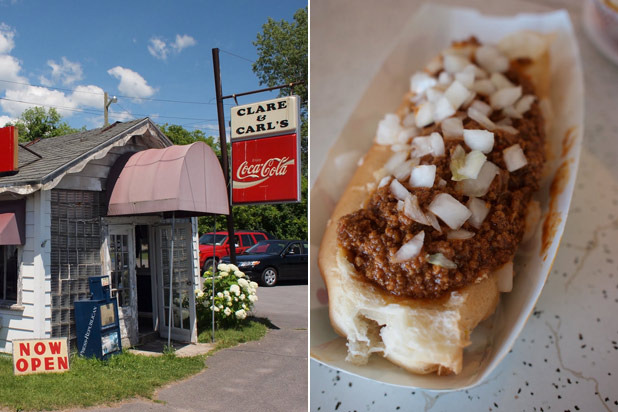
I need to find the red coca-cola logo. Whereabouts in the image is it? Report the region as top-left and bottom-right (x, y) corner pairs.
(232, 133), (299, 204)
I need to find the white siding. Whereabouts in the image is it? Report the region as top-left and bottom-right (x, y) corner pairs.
(0, 190), (52, 353)
(191, 217), (200, 289)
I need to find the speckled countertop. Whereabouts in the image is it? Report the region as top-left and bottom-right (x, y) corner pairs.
(310, 0), (618, 410)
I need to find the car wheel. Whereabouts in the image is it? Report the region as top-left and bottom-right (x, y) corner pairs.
(261, 267), (278, 287)
(203, 258), (217, 275)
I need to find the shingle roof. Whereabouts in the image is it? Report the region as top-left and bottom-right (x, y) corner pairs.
(0, 118), (169, 189)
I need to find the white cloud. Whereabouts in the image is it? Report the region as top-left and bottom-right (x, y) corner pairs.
(109, 109), (133, 123)
(0, 115), (16, 127)
(0, 54), (26, 91)
(71, 84), (105, 109)
(147, 37), (168, 60)
(41, 57), (83, 86)
(172, 34), (196, 52)
(1, 85), (77, 117)
(147, 34), (196, 60)
(107, 66), (155, 99)
(0, 23), (15, 54)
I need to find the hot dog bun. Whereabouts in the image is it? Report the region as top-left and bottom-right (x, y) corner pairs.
(318, 32), (553, 375)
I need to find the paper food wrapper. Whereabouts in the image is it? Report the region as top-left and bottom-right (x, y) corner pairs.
(310, 4), (584, 391)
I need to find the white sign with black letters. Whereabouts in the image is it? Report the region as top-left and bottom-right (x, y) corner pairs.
(231, 96), (299, 140)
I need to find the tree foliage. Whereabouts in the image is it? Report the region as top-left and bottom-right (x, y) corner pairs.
(12, 107), (82, 142)
(158, 123), (220, 156)
(253, 7), (308, 176)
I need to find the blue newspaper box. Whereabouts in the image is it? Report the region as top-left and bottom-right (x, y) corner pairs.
(74, 276), (122, 359)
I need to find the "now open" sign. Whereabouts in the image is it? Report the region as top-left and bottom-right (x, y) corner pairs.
(12, 338), (70, 375)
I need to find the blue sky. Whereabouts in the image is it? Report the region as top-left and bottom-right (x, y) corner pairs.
(0, 0), (306, 141)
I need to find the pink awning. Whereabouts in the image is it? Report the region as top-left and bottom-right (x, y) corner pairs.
(0, 213), (23, 245)
(107, 142), (229, 216)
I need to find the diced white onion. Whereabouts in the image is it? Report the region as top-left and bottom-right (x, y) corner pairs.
(384, 151), (408, 174)
(415, 101), (434, 128)
(461, 90), (477, 109)
(463, 63), (488, 79)
(428, 193), (471, 230)
(441, 117), (464, 140)
(426, 211), (442, 233)
(455, 71), (475, 88)
(378, 175), (392, 189)
(397, 127), (417, 144)
(503, 144), (528, 172)
(472, 79), (496, 96)
(427, 253), (458, 269)
(444, 80), (471, 110)
(426, 88), (444, 103)
(403, 194), (430, 225)
(389, 178), (409, 201)
(456, 161), (500, 197)
(410, 136), (432, 158)
(502, 105), (523, 119)
(470, 100), (492, 117)
(468, 106), (496, 130)
(409, 165), (436, 188)
(449, 144), (466, 181)
(497, 117), (513, 126)
(429, 132), (445, 157)
(390, 143), (410, 152)
(495, 124), (519, 135)
(402, 112), (417, 127)
(457, 150), (487, 180)
(433, 97), (456, 122)
(393, 231), (425, 263)
(397, 200), (404, 211)
(490, 86), (522, 110)
(495, 261), (514, 292)
(376, 113), (401, 145)
(410, 72), (437, 95)
(475, 45), (510, 73)
(393, 159), (418, 181)
(467, 197), (490, 229)
(515, 94), (536, 115)
(438, 71), (452, 85)
(490, 72), (514, 90)
(443, 54), (470, 74)
(425, 55), (443, 75)
(447, 229), (475, 240)
(437, 178), (447, 188)
(463, 129), (494, 153)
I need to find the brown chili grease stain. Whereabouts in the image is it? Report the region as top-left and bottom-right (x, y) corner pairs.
(562, 126), (578, 158)
(541, 159), (572, 259)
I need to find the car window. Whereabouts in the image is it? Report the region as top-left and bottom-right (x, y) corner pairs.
(241, 234), (254, 247)
(233, 235), (240, 247)
(303, 243), (308, 253)
(246, 240), (286, 255)
(254, 233), (267, 242)
(287, 243), (301, 255)
(199, 234), (227, 245)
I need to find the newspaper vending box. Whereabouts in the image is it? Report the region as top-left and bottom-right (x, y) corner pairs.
(74, 276), (122, 359)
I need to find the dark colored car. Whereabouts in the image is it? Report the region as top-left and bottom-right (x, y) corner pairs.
(221, 239), (308, 286)
(199, 230), (269, 272)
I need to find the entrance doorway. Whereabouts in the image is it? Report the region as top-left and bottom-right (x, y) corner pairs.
(135, 225), (154, 335)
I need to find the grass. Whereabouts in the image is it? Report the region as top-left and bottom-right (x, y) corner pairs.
(197, 317), (268, 351)
(0, 351), (205, 411)
(0, 319), (269, 411)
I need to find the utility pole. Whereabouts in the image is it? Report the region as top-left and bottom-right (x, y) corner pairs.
(104, 92), (117, 127)
(212, 48), (237, 264)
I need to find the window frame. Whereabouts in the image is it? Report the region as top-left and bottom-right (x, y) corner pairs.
(0, 245), (20, 304)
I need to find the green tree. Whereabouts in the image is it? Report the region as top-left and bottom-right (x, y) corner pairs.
(158, 123), (220, 156)
(253, 7), (308, 176)
(12, 107), (81, 142)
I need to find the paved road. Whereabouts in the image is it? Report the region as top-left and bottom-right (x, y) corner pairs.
(72, 283), (308, 412)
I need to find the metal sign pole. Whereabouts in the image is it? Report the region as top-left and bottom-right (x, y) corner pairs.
(212, 47), (237, 265)
(167, 211), (175, 349)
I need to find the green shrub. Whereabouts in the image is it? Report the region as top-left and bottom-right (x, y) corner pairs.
(196, 264), (259, 329)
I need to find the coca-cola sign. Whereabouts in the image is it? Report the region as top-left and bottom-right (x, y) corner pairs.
(231, 133), (300, 204)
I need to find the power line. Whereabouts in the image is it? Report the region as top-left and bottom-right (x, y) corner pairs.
(0, 78), (234, 106)
(219, 49), (255, 64)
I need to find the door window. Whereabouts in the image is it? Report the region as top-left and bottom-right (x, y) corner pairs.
(0, 245), (18, 302)
(241, 234), (254, 247)
(287, 243), (301, 255)
(110, 234), (131, 307)
(254, 233), (267, 242)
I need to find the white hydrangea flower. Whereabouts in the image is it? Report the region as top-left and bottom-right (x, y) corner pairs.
(235, 309), (247, 320)
(220, 271), (230, 277)
(250, 281), (258, 289)
(229, 264), (239, 272)
(217, 292), (223, 298)
(218, 263), (230, 272)
(195, 289), (204, 298)
(240, 294), (246, 300)
(224, 307), (232, 316)
(234, 271), (245, 278)
(230, 284), (240, 295)
(226, 300), (233, 306)
(238, 278), (249, 289)
(249, 295), (258, 303)
(217, 304), (223, 309)
(223, 290), (230, 296)
(242, 303), (247, 310)
(234, 297), (238, 302)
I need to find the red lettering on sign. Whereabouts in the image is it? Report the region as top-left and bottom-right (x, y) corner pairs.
(34, 342), (45, 355)
(57, 356), (68, 370)
(31, 357), (41, 371)
(19, 342), (30, 357)
(15, 358), (28, 372)
(48, 341), (62, 355)
(44, 357), (54, 370)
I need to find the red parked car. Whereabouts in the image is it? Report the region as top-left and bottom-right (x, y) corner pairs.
(199, 231), (270, 273)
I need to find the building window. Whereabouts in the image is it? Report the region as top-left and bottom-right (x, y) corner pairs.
(0, 245), (18, 302)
